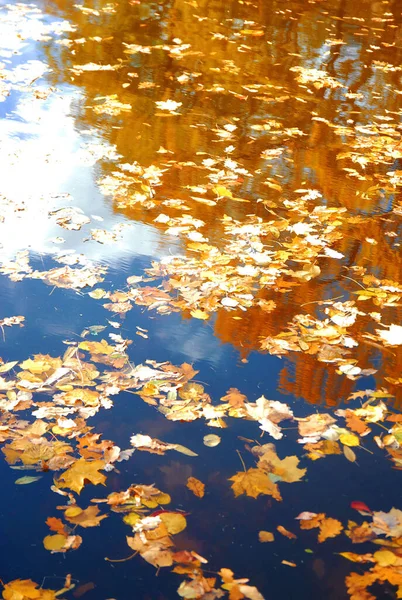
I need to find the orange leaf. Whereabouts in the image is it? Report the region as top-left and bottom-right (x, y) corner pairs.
(220, 388), (247, 408)
(46, 517), (67, 535)
(277, 525), (297, 540)
(345, 410), (370, 435)
(186, 477), (205, 498)
(318, 517), (343, 542)
(258, 531), (274, 543)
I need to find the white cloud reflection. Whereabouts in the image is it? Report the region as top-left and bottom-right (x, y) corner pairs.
(0, 87), (177, 265)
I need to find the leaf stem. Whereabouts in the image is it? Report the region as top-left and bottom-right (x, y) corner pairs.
(236, 450), (247, 472)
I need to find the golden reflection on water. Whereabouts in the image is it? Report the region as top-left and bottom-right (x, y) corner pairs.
(10, 0), (402, 405)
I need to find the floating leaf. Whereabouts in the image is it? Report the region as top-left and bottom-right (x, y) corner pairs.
(258, 531), (274, 542)
(203, 434), (221, 447)
(15, 475), (42, 485)
(339, 432), (360, 447)
(43, 534), (68, 551)
(159, 512), (187, 535)
(229, 468), (282, 501)
(56, 459), (106, 494)
(277, 525), (297, 540)
(343, 445), (357, 463)
(186, 477), (205, 498)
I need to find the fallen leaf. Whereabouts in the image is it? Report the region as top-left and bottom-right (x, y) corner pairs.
(186, 477), (205, 498)
(318, 517), (343, 542)
(15, 475), (42, 485)
(56, 459), (106, 494)
(203, 434), (221, 447)
(277, 525), (297, 539)
(229, 468), (282, 501)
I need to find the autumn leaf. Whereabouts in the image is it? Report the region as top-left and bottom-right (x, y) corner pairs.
(277, 525), (297, 540)
(78, 339), (115, 355)
(190, 309), (210, 320)
(297, 413), (336, 441)
(46, 517), (67, 535)
(245, 396), (293, 440)
(220, 388), (247, 408)
(64, 505), (107, 527)
(296, 512), (343, 542)
(56, 459), (107, 494)
(339, 432), (360, 447)
(258, 531), (274, 542)
(43, 534), (69, 552)
(253, 445), (306, 483)
(318, 517), (343, 542)
(343, 445), (357, 463)
(203, 434), (221, 447)
(372, 508), (402, 537)
(186, 477), (205, 498)
(159, 512), (187, 534)
(373, 549), (397, 567)
(339, 552), (375, 563)
(229, 468), (282, 501)
(345, 521), (376, 543)
(345, 410), (371, 435)
(2, 579), (57, 600)
(127, 535), (174, 568)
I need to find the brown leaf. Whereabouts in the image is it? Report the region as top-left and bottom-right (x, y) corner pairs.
(343, 445), (357, 463)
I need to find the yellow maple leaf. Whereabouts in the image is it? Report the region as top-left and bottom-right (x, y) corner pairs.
(256, 447), (306, 483)
(78, 339), (114, 355)
(57, 458), (106, 494)
(2, 579), (57, 600)
(229, 468), (282, 501)
(20, 355), (62, 375)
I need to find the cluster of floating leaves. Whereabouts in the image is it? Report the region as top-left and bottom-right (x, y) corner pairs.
(0, 330), (402, 597)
